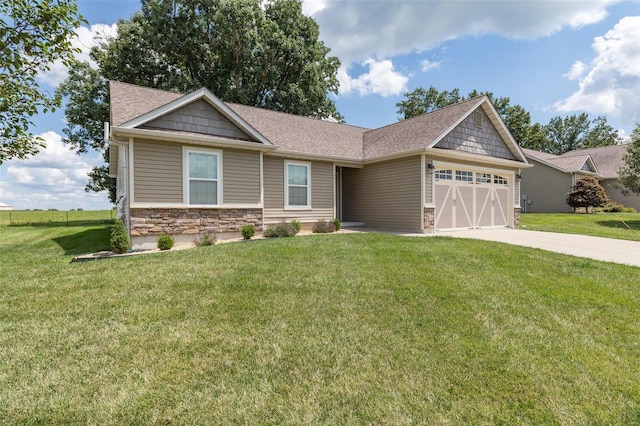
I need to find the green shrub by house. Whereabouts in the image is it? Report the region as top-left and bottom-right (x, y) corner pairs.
(264, 221), (299, 238)
(291, 219), (302, 233)
(332, 218), (341, 231)
(157, 234), (175, 250)
(110, 219), (130, 254)
(241, 224), (255, 239)
(313, 219), (336, 233)
(195, 233), (215, 246)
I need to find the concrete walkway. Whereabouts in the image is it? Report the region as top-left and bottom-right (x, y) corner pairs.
(404, 228), (640, 267)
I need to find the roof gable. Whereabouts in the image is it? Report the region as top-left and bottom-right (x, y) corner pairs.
(559, 144), (628, 178)
(523, 148), (599, 175)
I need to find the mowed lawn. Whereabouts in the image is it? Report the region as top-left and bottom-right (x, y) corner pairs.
(520, 212), (640, 241)
(1, 225), (639, 424)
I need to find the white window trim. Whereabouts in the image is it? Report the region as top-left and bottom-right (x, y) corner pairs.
(183, 147), (223, 206)
(285, 160), (311, 209)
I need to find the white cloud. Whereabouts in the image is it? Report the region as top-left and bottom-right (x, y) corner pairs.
(563, 61), (587, 80)
(338, 59), (409, 97)
(420, 59), (441, 72)
(0, 132), (110, 210)
(302, 0), (327, 16)
(555, 16), (640, 130)
(39, 23), (118, 87)
(313, 1), (616, 64)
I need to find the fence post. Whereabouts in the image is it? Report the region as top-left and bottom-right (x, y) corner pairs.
(67, 211), (69, 226)
(9, 211), (11, 225)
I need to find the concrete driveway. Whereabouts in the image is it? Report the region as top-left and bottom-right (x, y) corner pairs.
(408, 229), (640, 267)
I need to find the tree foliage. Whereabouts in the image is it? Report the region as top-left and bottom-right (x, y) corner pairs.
(57, 0), (342, 202)
(618, 123), (640, 196)
(0, 0), (85, 163)
(566, 176), (609, 213)
(396, 86), (621, 155)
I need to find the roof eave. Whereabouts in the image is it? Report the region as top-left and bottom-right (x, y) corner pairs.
(111, 127), (278, 152)
(426, 147), (533, 169)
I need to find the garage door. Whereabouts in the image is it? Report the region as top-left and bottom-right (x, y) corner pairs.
(434, 168), (510, 230)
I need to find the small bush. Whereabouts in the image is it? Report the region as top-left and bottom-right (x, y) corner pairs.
(241, 224), (255, 239)
(157, 234), (175, 250)
(312, 219), (336, 233)
(195, 233), (215, 246)
(291, 219), (302, 233)
(110, 219), (130, 254)
(264, 221), (299, 238)
(332, 218), (341, 231)
(601, 202), (637, 213)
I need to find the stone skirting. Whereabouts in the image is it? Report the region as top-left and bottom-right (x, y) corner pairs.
(424, 207), (435, 231)
(129, 208), (263, 237)
(514, 207), (521, 229)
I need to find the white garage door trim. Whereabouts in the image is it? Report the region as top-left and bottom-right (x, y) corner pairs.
(433, 163), (513, 230)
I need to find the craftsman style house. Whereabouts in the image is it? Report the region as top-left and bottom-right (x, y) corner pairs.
(108, 81), (531, 248)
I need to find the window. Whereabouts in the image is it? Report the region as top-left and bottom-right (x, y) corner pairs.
(474, 109), (483, 128)
(476, 172), (492, 184)
(435, 169), (452, 181)
(186, 149), (220, 205)
(286, 161), (310, 208)
(493, 175), (508, 186)
(455, 170), (473, 183)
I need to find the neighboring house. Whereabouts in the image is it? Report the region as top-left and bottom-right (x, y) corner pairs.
(521, 145), (640, 212)
(0, 202), (12, 211)
(108, 81), (531, 248)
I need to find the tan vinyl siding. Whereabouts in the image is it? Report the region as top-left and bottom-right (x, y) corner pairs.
(601, 178), (640, 211)
(520, 159), (573, 212)
(263, 156), (334, 223)
(514, 178), (520, 207)
(223, 149), (260, 204)
(343, 156), (422, 231)
(133, 140), (182, 203)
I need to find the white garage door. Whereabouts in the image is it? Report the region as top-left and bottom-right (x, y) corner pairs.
(434, 168), (510, 230)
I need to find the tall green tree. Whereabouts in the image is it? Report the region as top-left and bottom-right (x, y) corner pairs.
(545, 113), (620, 155)
(57, 0), (342, 201)
(618, 123), (640, 196)
(0, 0), (84, 163)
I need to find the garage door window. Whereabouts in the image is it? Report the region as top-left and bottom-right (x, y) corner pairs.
(455, 170), (473, 183)
(494, 175), (508, 185)
(476, 173), (492, 184)
(435, 170), (452, 181)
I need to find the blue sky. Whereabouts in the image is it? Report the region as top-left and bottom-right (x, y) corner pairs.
(1, 0), (639, 210)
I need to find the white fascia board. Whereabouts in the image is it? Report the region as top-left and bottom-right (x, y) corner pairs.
(111, 127), (277, 152)
(425, 147), (533, 169)
(118, 87), (272, 145)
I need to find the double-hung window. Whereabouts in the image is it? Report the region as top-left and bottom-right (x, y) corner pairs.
(285, 161), (310, 208)
(185, 148), (221, 205)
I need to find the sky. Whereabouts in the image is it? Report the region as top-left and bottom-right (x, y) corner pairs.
(1, 0), (639, 210)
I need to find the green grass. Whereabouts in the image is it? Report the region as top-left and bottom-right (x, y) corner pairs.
(520, 212), (640, 241)
(1, 225), (639, 424)
(0, 209), (115, 226)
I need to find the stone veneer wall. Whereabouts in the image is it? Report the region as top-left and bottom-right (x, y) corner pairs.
(130, 208), (262, 236)
(424, 207), (435, 231)
(514, 207), (521, 229)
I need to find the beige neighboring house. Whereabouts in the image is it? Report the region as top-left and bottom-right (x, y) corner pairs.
(521, 145), (640, 212)
(0, 202), (12, 211)
(108, 81), (531, 248)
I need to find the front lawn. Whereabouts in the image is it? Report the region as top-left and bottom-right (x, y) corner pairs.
(520, 212), (640, 241)
(1, 225), (639, 424)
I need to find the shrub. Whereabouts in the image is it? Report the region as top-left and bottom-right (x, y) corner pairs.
(264, 221), (299, 238)
(157, 234), (175, 250)
(601, 202), (637, 213)
(312, 219), (336, 233)
(241, 224), (255, 239)
(195, 233), (215, 246)
(110, 219), (130, 254)
(291, 219), (302, 233)
(332, 218), (341, 231)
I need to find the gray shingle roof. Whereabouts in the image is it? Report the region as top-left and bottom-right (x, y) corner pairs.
(559, 144), (628, 178)
(109, 81), (525, 164)
(363, 98), (481, 159)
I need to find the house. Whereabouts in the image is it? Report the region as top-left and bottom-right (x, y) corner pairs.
(0, 202), (12, 211)
(521, 145), (640, 212)
(108, 81), (531, 248)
